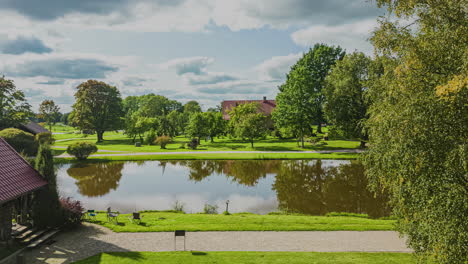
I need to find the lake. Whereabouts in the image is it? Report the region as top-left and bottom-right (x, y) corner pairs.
(57, 159), (390, 218)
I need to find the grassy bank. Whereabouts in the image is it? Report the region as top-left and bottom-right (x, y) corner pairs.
(54, 151), (359, 162)
(73, 252), (416, 264)
(85, 212), (394, 232)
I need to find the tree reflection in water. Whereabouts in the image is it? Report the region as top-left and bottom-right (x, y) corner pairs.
(273, 160), (390, 218)
(67, 162), (124, 197)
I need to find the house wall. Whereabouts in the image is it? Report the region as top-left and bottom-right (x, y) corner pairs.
(0, 203), (13, 241)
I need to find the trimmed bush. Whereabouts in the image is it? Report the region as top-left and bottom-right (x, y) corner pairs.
(66, 142), (98, 160)
(145, 129), (157, 145)
(35, 132), (55, 145)
(0, 128), (38, 156)
(154, 135), (172, 149)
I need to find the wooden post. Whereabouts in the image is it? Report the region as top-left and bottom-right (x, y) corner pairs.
(0, 202), (13, 241)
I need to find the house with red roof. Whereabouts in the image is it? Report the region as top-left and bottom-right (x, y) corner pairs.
(0, 137), (47, 241)
(221, 96), (276, 121)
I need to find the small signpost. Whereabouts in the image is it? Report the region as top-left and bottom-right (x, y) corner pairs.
(174, 230), (186, 251)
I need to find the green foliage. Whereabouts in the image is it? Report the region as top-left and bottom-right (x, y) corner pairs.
(144, 129), (157, 145)
(203, 111), (226, 142)
(0, 128), (38, 156)
(229, 103), (267, 147)
(70, 80), (124, 142)
(186, 112), (208, 141)
(324, 52), (378, 147)
(154, 135), (172, 149)
(35, 132), (55, 145)
(273, 44), (345, 147)
(33, 143), (62, 228)
(0, 76), (32, 129)
(66, 142), (98, 160)
(364, 1), (468, 263)
(203, 204), (218, 214)
(187, 138), (199, 150)
(183, 100), (202, 114)
(39, 99), (60, 131)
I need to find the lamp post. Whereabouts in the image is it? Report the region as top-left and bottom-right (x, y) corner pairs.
(225, 200), (230, 214)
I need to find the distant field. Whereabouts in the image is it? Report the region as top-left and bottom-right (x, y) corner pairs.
(73, 252), (417, 264)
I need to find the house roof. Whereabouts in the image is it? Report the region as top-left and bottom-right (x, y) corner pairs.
(19, 121), (50, 135)
(221, 99), (276, 120)
(0, 137), (47, 204)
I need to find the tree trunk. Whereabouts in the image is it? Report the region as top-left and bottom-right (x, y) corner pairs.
(251, 139), (254, 148)
(97, 131), (104, 142)
(211, 136), (214, 143)
(300, 130), (305, 148)
(360, 141), (366, 148)
(317, 124), (322, 134)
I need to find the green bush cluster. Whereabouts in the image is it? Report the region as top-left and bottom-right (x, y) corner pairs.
(66, 142), (98, 160)
(0, 128), (38, 156)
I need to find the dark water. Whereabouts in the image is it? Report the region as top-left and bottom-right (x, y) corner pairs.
(57, 160), (390, 218)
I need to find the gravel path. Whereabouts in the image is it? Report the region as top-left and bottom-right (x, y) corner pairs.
(56, 149), (363, 158)
(24, 223), (410, 264)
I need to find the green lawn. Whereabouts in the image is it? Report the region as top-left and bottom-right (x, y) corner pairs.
(85, 212), (394, 232)
(73, 252), (417, 264)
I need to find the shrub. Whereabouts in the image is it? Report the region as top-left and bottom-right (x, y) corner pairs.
(203, 204), (218, 214)
(60, 197), (84, 228)
(179, 143), (186, 149)
(35, 132), (55, 145)
(145, 129), (157, 145)
(154, 135), (172, 149)
(172, 200), (185, 213)
(0, 128), (38, 156)
(66, 142), (98, 160)
(187, 138), (198, 150)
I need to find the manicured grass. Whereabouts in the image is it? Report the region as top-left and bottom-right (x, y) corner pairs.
(73, 252), (417, 264)
(85, 212), (394, 232)
(54, 152), (359, 162)
(53, 133), (360, 153)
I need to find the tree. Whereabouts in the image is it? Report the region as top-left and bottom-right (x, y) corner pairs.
(273, 44), (344, 146)
(39, 100), (60, 131)
(186, 112), (207, 143)
(183, 100), (202, 114)
(70, 80), (124, 142)
(33, 142), (62, 228)
(229, 103), (267, 148)
(66, 142), (98, 160)
(363, 1), (467, 263)
(324, 52), (378, 148)
(203, 111), (226, 142)
(0, 76), (32, 129)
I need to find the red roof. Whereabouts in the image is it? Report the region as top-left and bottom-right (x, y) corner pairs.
(222, 99), (276, 120)
(0, 137), (47, 204)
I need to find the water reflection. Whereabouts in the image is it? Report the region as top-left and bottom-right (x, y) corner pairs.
(58, 160), (390, 217)
(67, 162), (124, 197)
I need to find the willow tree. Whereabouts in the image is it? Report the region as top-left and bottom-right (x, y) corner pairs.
(363, 0), (467, 263)
(70, 80), (124, 142)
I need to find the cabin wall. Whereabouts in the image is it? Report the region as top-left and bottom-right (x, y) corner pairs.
(0, 202), (13, 241)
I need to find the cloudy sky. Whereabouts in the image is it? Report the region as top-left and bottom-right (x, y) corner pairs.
(0, 0), (385, 112)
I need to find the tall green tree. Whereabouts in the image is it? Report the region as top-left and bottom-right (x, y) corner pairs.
(70, 80), (124, 142)
(0, 76), (32, 129)
(39, 100), (60, 131)
(324, 52), (379, 148)
(203, 111), (226, 142)
(186, 112), (207, 143)
(229, 103), (267, 148)
(273, 44), (344, 147)
(33, 143), (62, 228)
(183, 100), (202, 114)
(363, 0), (467, 263)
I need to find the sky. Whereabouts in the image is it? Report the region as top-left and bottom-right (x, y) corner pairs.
(0, 0), (386, 112)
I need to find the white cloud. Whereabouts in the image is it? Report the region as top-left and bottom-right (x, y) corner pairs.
(291, 19), (377, 54)
(160, 56), (214, 75)
(255, 53), (302, 81)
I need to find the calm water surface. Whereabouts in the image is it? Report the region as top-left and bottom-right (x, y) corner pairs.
(57, 160), (390, 218)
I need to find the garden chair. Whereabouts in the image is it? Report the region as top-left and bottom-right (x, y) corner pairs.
(128, 212), (142, 224)
(86, 210), (97, 220)
(107, 207), (119, 224)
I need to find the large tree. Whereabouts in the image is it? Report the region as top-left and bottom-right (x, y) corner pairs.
(39, 99), (60, 131)
(0, 76), (32, 129)
(363, 0), (467, 263)
(183, 100), (202, 114)
(273, 44), (344, 147)
(203, 111), (226, 142)
(229, 103), (267, 148)
(70, 80), (124, 142)
(324, 52), (379, 148)
(185, 112), (207, 143)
